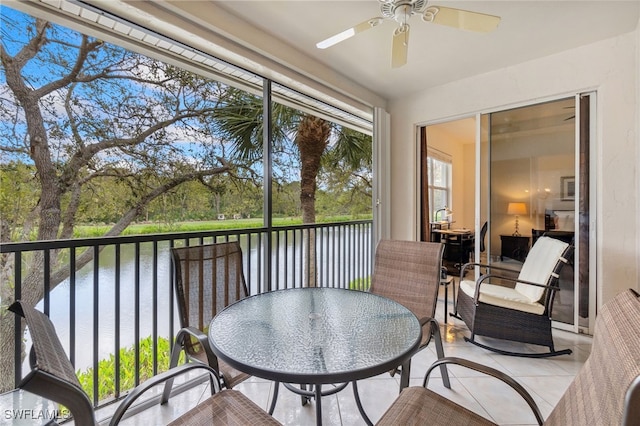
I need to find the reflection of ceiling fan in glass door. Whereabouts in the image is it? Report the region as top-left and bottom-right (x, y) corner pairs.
(564, 106), (575, 121)
(316, 0), (501, 68)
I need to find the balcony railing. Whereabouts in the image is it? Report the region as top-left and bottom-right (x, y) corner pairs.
(1, 220), (372, 409)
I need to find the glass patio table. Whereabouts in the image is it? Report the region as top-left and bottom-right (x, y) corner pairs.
(208, 287), (422, 425)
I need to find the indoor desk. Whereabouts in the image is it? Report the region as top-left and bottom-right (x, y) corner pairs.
(433, 229), (474, 270)
(208, 287), (421, 425)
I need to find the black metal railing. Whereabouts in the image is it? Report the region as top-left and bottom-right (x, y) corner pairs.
(0, 220), (372, 409)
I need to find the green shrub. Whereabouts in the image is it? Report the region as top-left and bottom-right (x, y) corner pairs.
(76, 336), (183, 402)
(349, 276), (370, 291)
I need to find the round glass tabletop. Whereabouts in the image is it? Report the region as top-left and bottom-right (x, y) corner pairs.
(208, 287), (421, 384)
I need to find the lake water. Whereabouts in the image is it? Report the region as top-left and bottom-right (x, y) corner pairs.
(32, 227), (371, 372)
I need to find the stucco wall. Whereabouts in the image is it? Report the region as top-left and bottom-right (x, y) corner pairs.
(387, 30), (639, 305)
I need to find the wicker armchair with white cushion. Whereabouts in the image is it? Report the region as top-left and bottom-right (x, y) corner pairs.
(454, 236), (573, 357)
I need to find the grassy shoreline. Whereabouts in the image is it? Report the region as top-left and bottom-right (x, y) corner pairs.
(73, 215), (372, 238)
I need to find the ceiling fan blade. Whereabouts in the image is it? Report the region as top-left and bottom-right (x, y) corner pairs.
(391, 24), (409, 68)
(316, 17), (383, 49)
(423, 6), (500, 33)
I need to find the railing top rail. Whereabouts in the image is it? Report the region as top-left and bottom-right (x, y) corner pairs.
(0, 219), (372, 253)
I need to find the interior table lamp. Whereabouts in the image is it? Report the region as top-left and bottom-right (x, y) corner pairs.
(435, 206), (452, 222)
(507, 202), (527, 236)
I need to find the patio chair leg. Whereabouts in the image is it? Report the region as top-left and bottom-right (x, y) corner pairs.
(399, 359), (411, 391)
(430, 320), (451, 389)
(161, 342), (183, 404)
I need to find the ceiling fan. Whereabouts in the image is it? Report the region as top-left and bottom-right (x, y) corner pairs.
(316, 0), (501, 68)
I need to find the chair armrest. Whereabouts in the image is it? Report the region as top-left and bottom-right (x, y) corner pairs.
(471, 274), (560, 302)
(423, 357), (544, 426)
(174, 326), (218, 369)
(478, 274), (560, 290)
(459, 262), (519, 281)
(623, 375), (640, 426)
(109, 363), (220, 425)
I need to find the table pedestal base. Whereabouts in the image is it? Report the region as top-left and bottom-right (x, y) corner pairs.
(270, 382), (368, 425)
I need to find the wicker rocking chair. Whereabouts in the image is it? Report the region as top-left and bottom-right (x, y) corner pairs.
(369, 239), (451, 389)
(162, 241), (251, 403)
(454, 236), (573, 357)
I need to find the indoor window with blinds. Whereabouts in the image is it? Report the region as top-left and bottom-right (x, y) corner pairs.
(426, 148), (452, 223)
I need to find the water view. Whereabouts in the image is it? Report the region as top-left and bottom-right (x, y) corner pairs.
(31, 227), (371, 372)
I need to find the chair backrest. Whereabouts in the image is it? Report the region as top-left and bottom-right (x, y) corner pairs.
(370, 240), (444, 345)
(515, 236), (571, 303)
(172, 241), (248, 333)
(544, 289), (640, 425)
(8, 301), (97, 425)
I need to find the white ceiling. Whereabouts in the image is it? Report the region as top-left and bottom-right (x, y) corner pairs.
(212, 1), (640, 101)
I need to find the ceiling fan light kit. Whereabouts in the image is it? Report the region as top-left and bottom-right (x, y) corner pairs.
(316, 0), (501, 68)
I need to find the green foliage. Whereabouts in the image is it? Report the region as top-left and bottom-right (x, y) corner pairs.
(71, 215), (372, 239)
(76, 335), (183, 402)
(349, 276), (371, 291)
(0, 8), (372, 246)
(0, 162), (39, 239)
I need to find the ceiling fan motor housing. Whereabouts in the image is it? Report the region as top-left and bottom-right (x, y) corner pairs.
(380, 0), (429, 21)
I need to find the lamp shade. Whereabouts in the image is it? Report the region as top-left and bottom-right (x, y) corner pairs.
(507, 202), (527, 215)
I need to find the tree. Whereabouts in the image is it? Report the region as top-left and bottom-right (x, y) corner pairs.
(0, 11), (234, 390)
(213, 89), (372, 285)
(0, 8), (372, 392)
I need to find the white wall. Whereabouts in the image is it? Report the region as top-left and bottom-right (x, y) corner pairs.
(387, 30), (639, 304)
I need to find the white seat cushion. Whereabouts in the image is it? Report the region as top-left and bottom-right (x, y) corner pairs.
(460, 280), (545, 315)
(515, 236), (569, 303)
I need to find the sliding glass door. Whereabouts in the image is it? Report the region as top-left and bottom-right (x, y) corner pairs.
(480, 95), (594, 332)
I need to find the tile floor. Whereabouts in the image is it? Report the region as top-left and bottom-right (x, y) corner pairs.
(106, 282), (592, 425)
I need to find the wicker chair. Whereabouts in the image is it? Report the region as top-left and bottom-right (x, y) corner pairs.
(454, 236), (573, 357)
(8, 300), (281, 426)
(162, 242), (251, 403)
(377, 288), (640, 425)
(368, 239), (451, 389)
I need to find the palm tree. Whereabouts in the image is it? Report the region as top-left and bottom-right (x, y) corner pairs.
(213, 88), (372, 286)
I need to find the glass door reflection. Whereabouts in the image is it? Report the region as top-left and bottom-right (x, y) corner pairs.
(481, 97), (590, 329)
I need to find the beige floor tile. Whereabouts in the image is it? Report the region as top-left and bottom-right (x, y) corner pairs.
(427, 376), (494, 420)
(457, 376), (547, 425)
(517, 375), (575, 411)
(95, 295), (592, 426)
(337, 377), (401, 425)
